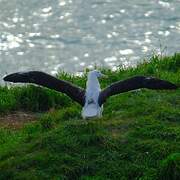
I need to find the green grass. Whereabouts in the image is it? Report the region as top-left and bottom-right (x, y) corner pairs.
(0, 54), (180, 179)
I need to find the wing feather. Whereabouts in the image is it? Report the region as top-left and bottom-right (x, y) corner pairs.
(98, 76), (177, 106)
(3, 71), (85, 106)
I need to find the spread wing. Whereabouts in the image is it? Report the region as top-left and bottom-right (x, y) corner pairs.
(3, 71), (85, 106)
(98, 76), (178, 106)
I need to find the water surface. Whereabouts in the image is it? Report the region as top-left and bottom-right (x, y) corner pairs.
(0, 0), (180, 81)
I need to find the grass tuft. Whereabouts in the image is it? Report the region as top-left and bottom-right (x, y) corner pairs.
(0, 54), (180, 179)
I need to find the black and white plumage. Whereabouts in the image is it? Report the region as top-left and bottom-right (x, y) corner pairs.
(3, 70), (177, 119)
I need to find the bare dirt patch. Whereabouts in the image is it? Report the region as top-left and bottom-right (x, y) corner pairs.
(0, 111), (39, 129)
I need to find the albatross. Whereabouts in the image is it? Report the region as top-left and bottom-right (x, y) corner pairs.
(3, 70), (177, 119)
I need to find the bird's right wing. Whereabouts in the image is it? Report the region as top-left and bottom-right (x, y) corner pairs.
(98, 76), (178, 106)
(3, 71), (85, 106)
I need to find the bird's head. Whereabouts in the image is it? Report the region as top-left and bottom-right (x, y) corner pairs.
(88, 70), (107, 78)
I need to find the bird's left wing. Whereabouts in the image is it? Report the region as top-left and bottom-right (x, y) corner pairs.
(3, 71), (85, 106)
(98, 76), (178, 106)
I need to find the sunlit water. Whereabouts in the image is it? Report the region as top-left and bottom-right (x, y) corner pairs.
(0, 0), (180, 82)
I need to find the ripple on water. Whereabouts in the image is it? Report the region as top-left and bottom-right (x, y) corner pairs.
(104, 56), (117, 62)
(42, 7), (52, 13)
(51, 34), (60, 39)
(133, 40), (143, 46)
(1, 22), (15, 28)
(82, 34), (96, 44)
(145, 38), (151, 44)
(17, 52), (24, 56)
(0, 33), (23, 51)
(144, 11), (154, 17)
(0, 0), (179, 80)
(33, 6), (53, 18)
(158, 31), (170, 36)
(101, 19), (107, 24)
(120, 9), (126, 13)
(158, 1), (170, 8)
(119, 49), (134, 55)
(84, 53), (89, 57)
(28, 32), (41, 38)
(144, 32), (152, 36)
(59, 1), (66, 6)
(46, 45), (54, 49)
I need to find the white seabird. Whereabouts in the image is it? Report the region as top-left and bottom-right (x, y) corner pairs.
(82, 70), (106, 119)
(3, 70), (178, 119)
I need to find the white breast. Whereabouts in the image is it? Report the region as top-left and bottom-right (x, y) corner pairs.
(82, 72), (102, 119)
(82, 103), (102, 119)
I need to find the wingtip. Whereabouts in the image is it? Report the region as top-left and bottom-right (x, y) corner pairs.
(3, 74), (11, 82)
(3, 72), (29, 83)
(168, 82), (178, 90)
(150, 78), (178, 90)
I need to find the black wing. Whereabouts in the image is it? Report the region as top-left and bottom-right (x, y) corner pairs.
(3, 71), (85, 106)
(98, 76), (178, 106)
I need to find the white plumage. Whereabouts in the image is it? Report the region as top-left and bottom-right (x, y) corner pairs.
(82, 70), (105, 119)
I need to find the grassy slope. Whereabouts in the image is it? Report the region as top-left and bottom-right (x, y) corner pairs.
(0, 54), (180, 180)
